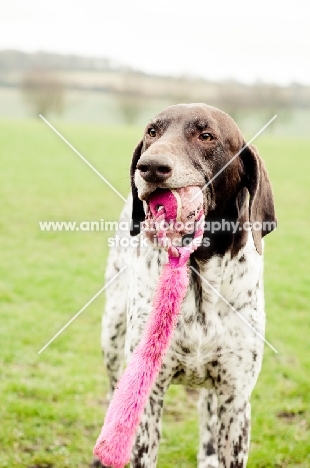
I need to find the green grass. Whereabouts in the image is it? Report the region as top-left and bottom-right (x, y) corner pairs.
(0, 119), (309, 467)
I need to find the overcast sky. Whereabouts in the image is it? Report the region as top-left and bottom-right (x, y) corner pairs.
(1, 0), (309, 85)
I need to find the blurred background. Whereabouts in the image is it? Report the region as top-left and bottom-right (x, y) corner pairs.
(1, 0), (310, 134)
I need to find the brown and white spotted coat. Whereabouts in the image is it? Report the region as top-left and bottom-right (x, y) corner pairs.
(97, 104), (276, 468)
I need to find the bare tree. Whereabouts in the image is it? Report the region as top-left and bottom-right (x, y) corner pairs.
(168, 76), (196, 105)
(113, 70), (147, 125)
(215, 82), (247, 122)
(21, 68), (64, 116)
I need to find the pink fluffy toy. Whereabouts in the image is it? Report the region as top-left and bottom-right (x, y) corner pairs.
(93, 186), (204, 468)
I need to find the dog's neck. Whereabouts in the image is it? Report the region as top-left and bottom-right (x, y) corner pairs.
(194, 188), (249, 262)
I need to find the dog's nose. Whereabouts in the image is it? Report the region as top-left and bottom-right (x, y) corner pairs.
(137, 156), (173, 183)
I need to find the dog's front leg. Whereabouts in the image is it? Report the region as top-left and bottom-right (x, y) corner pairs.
(102, 248), (128, 400)
(130, 373), (171, 468)
(197, 388), (219, 468)
(217, 395), (251, 468)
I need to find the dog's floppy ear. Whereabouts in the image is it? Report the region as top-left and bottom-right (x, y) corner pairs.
(241, 144), (277, 254)
(130, 140), (145, 236)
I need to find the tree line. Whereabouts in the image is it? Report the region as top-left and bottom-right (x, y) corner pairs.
(1, 50), (309, 123)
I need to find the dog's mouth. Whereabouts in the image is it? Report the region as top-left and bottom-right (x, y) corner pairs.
(137, 183), (169, 203)
(143, 183), (204, 202)
(136, 176), (206, 202)
(143, 186), (204, 247)
(144, 185), (206, 220)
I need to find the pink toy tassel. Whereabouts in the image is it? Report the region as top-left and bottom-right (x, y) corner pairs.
(93, 261), (189, 468)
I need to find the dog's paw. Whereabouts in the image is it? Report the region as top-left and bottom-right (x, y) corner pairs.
(197, 455), (219, 468)
(89, 459), (108, 468)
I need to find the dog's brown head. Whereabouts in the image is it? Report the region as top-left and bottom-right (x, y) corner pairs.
(130, 103), (276, 256)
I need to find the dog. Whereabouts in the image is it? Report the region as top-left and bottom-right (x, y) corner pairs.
(98, 104), (276, 468)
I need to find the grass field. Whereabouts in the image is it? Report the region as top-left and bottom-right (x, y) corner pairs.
(0, 118), (309, 468)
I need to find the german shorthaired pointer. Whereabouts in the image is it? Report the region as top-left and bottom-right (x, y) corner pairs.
(99, 104), (276, 468)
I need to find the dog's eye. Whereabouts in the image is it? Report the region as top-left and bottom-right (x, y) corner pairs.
(148, 128), (157, 137)
(199, 132), (213, 141)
